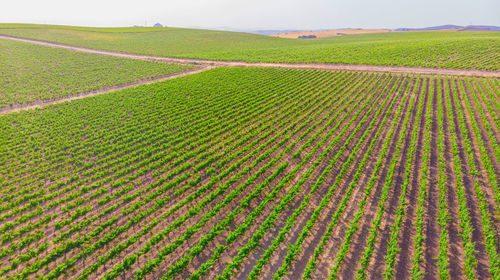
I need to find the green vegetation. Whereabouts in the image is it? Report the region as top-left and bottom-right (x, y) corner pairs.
(410, 77), (432, 279)
(0, 23), (177, 32)
(0, 24), (499, 70)
(0, 67), (498, 279)
(0, 38), (191, 107)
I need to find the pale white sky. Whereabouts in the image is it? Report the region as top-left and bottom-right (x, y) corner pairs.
(1, 0), (499, 30)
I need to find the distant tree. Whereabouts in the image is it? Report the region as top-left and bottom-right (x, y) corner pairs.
(153, 23), (163, 27)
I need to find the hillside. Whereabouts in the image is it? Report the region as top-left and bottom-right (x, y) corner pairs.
(0, 24), (499, 70)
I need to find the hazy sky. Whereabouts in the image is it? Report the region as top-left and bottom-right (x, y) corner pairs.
(1, 0), (499, 30)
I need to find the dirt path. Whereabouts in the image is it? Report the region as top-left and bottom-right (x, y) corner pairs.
(1, 34), (500, 78)
(0, 67), (213, 115)
(1, 34), (499, 116)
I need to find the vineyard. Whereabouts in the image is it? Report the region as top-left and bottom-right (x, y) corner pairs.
(0, 25), (499, 70)
(0, 67), (498, 279)
(0, 38), (191, 108)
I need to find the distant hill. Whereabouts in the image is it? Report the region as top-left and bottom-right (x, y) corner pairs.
(460, 25), (500, 31)
(270, 29), (391, 39)
(251, 25), (500, 36)
(250, 30), (302, 36)
(394, 25), (462, 31)
(395, 25), (500, 31)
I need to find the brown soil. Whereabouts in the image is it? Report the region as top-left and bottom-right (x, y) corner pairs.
(271, 28), (391, 39)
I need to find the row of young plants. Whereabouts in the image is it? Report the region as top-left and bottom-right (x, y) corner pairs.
(494, 78), (500, 96)
(471, 78), (500, 132)
(478, 78), (500, 115)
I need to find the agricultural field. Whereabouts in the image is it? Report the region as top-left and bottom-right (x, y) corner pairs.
(0, 38), (191, 108)
(0, 67), (498, 279)
(0, 24), (499, 70)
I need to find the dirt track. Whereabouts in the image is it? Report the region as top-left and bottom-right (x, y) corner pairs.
(0, 67), (213, 115)
(1, 33), (499, 116)
(1, 34), (500, 78)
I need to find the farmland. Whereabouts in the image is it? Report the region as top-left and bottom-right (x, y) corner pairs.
(0, 38), (191, 108)
(0, 24), (499, 70)
(0, 66), (498, 279)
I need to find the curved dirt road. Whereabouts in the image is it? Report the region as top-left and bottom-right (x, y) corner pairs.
(1, 34), (500, 78)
